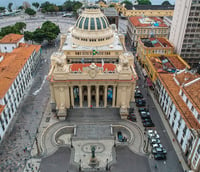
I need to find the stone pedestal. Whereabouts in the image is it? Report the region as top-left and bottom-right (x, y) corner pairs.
(57, 108), (67, 119)
(120, 107), (128, 119)
(89, 157), (99, 167)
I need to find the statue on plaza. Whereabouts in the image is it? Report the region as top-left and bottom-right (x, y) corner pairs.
(89, 145), (99, 167)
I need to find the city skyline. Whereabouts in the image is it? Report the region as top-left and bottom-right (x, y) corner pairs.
(0, 0), (175, 8)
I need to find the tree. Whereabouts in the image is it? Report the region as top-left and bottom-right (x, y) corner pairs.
(15, 22), (26, 33)
(24, 31), (33, 42)
(18, 6), (24, 10)
(121, 1), (133, 10)
(137, 0), (152, 5)
(25, 8), (36, 17)
(8, 3), (13, 12)
(109, 4), (115, 7)
(161, 1), (172, 6)
(0, 7), (5, 13)
(32, 2), (40, 9)
(25, 21), (60, 44)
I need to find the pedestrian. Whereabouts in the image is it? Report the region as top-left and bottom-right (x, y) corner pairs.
(90, 105), (92, 109)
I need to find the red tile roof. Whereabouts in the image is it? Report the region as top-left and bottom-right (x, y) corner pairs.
(0, 34), (24, 44)
(0, 105), (5, 114)
(158, 73), (200, 130)
(70, 63), (116, 72)
(0, 44), (41, 98)
(175, 71), (198, 85)
(129, 16), (167, 27)
(149, 55), (189, 73)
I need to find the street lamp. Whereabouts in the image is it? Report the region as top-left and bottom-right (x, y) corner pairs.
(70, 137), (73, 148)
(79, 159), (81, 171)
(114, 136), (116, 147)
(106, 158), (109, 171)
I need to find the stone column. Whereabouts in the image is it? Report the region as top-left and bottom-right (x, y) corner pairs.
(87, 86), (91, 107)
(112, 86), (116, 107)
(79, 86), (83, 108)
(104, 85), (107, 107)
(96, 85), (99, 107)
(70, 86), (74, 107)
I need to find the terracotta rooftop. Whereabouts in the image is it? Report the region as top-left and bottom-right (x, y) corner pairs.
(0, 105), (5, 114)
(141, 37), (173, 48)
(158, 73), (200, 130)
(0, 43), (41, 98)
(176, 71), (200, 114)
(0, 34), (24, 44)
(70, 63), (116, 72)
(175, 71), (199, 85)
(129, 16), (167, 27)
(149, 55), (189, 73)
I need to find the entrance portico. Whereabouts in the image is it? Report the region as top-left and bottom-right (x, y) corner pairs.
(70, 85), (117, 108)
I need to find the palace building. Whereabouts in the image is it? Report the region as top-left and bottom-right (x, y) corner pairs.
(48, 6), (137, 119)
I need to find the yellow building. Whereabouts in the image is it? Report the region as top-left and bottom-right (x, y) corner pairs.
(114, 3), (173, 17)
(48, 6), (137, 119)
(127, 16), (169, 47)
(137, 37), (174, 65)
(145, 54), (190, 82)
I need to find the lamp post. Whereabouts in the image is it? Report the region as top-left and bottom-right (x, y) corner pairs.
(70, 137), (73, 148)
(114, 136), (116, 147)
(79, 159), (81, 171)
(106, 158), (109, 171)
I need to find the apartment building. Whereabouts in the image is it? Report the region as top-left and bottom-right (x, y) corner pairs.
(127, 16), (169, 48)
(169, 0), (200, 67)
(137, 37), (174, 65)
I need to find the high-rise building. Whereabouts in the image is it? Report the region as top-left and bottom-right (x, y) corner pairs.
(169, 0), (200, 67)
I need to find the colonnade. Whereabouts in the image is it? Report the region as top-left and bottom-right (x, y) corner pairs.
(69, 85), (117, 108)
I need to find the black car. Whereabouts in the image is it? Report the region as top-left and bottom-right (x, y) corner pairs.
(138, 107), (149, 112)
(127, 115), (137, 122)
(142, 118), (152, 123)
(154, 153), (166, 160)
(143, 121), (155, 127)
(134, 92), (143, 99)
(136, 99), (146, 107)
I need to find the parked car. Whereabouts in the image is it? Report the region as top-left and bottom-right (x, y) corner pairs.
(127, 115), (137, 122)
(142, 118), (152, 123)
(152, 143), (163, 149)
(136, 99), (146, 107)
(117, 131), (123, 142)
(138, 107), (149, 112)
(147, 130), (157, 136)
(152, 147), (167, 155)
(148, 133), (160, 139)
(140, 111), (150, 119)
(154, 153), (166, 160)
(129, 108), (134, 113)
(143, 121), (155, 127)
(150, 138), (160, 145)
(134, 92), (143, 99)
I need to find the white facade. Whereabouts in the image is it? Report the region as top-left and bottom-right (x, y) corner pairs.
(155, 72), (200, 172)
(0, 37), (24, 53)
(0, 47), (41, 142)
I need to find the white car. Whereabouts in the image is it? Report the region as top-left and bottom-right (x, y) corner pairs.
(152, 143), (163, 149)
(147, 130), (157, 137)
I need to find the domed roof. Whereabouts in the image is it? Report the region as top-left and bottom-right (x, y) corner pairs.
(75, 7), (110, 31)
(71, 6), (114, 47)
